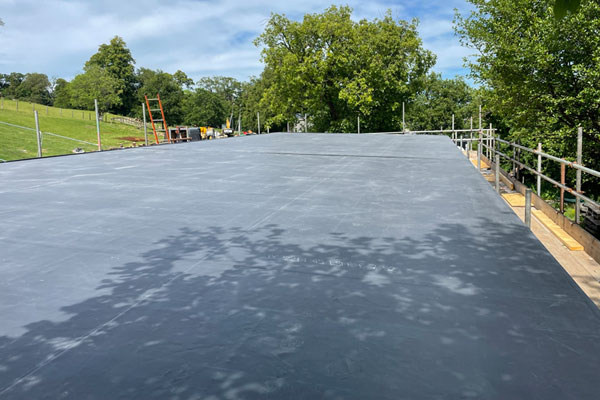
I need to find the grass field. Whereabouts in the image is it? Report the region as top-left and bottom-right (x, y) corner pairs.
(0, 99), (147, 161)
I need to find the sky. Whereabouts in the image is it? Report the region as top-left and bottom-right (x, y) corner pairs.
(0, 0), (475, 83)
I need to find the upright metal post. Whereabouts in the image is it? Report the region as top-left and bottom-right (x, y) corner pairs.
(1, 97), (3, 109)
(489, 123), (493, 159)
(495, 153), (500, 194)
(16, 99), (18, 111)
(525, 189), (532, 228)
(478, 106), (482, 168)
(537, 143), (542, 195)
(142, 102), (148, 146)
(238, 112), (241, 135)
(305, 113), (308, 133)
(560, 163), (566, 214)
(452, 114), (455, 143)
(34, 110), (42, 158)
(477, 130), (482, 170)
(357, 116), (360, 134)
(287, 121), (290, 133)
(94, 99), (102, 151)
(576, 127), (583, 223)
(469, 116), (473, 153)
(257, 111), (260, 134)
(402, 102), (405, 132)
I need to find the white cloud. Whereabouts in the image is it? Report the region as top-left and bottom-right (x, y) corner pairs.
(0, 0), (474, 81)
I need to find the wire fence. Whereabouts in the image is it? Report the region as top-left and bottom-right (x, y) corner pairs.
(0, 120), (97, 160)
(0, 97), (97, 121)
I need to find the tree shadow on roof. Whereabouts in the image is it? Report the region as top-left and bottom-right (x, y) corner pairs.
(1, 219), (600, 399)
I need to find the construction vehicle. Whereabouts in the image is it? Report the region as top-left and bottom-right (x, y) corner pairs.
(223, 118), (234, 137)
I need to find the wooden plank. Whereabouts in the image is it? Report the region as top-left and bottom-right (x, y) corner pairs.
(502, 193), (525, 207)
(532, 209), (584, 251)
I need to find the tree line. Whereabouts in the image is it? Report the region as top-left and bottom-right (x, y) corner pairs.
(0, 7), (476, 133)
(456, 0), (600, 194)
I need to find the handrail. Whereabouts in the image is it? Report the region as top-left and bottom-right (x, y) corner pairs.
(496, 138), (600, 179)
(452, 128), (600, 216)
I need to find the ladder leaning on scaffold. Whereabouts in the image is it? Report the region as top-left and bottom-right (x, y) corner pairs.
(144, 94), (170, 144)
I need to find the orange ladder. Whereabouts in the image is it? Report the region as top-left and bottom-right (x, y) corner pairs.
(144, 94), (170, 144)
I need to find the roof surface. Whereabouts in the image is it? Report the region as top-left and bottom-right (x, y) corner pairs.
(1, 133), (600, 399)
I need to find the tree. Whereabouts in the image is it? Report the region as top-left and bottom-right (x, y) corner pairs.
(197, 76), (243, 123)
(256, 6), (435, 132)
(16, 73), (51, 105)
(0, 72), (25, 98)
(70, 65), (122, 112)
(554, 0), (581, 18)
(182, 88), (227, 127)
(173, 70), (194, 89)
(85, 36), (136, 114)
(455, 0), (600, 189)
(137, 68), (184, 124)
(52, 78), (72, 108)
(406, 74), (476, 131)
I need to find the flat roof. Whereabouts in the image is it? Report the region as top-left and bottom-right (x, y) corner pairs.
(1, 133), (600, 399)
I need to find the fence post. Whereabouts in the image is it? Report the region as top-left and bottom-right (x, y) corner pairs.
(142, 103), (148, 146)
(94, 99), (102, 151)
(304, 114), (308, 133)
(357, 116), (360, 134)
(469, 116), (473, 153)
(525, 189), (532, 228)
(1, 96), (3, 109)
(257, 111), (260, 134)
(452, 114), (455, 143)
(537, 143), (542, 195)
(576, 127), (583, 224)
(34, 110), (42, 158)
(477, 130), (482, 170)
(516, 140), (521, 181)
(495, 153), (500, 194)
(16, 99), (18, 111)
(560, 163), (565, 214)
(402, 101), (405, 132)
(287, 121), (290, 133)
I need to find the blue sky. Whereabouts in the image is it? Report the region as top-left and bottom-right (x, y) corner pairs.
(0, 0), (475, 83)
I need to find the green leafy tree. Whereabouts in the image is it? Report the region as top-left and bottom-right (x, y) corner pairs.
(197, 76), (243, 121)
(16, 73), (51, 105)
(182, 88), (227, 127)
(52, 78), (72, 108)
(85, 36), (136, 114)
(70, 65), (122, 112)
(455, 0), (600, 190)
(137, 68), (184, 124)
(0, 72), (25, 98)
(406, 74), (476, 131)
(173, 70), (194, 89)
(554, 0), (581, 18)
(256, 6), (435, 132)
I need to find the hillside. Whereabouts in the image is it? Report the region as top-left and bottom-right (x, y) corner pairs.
(0, 99), (146, 161)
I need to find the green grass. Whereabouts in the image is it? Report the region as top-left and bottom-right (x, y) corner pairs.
(0, 100), (147, 161)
